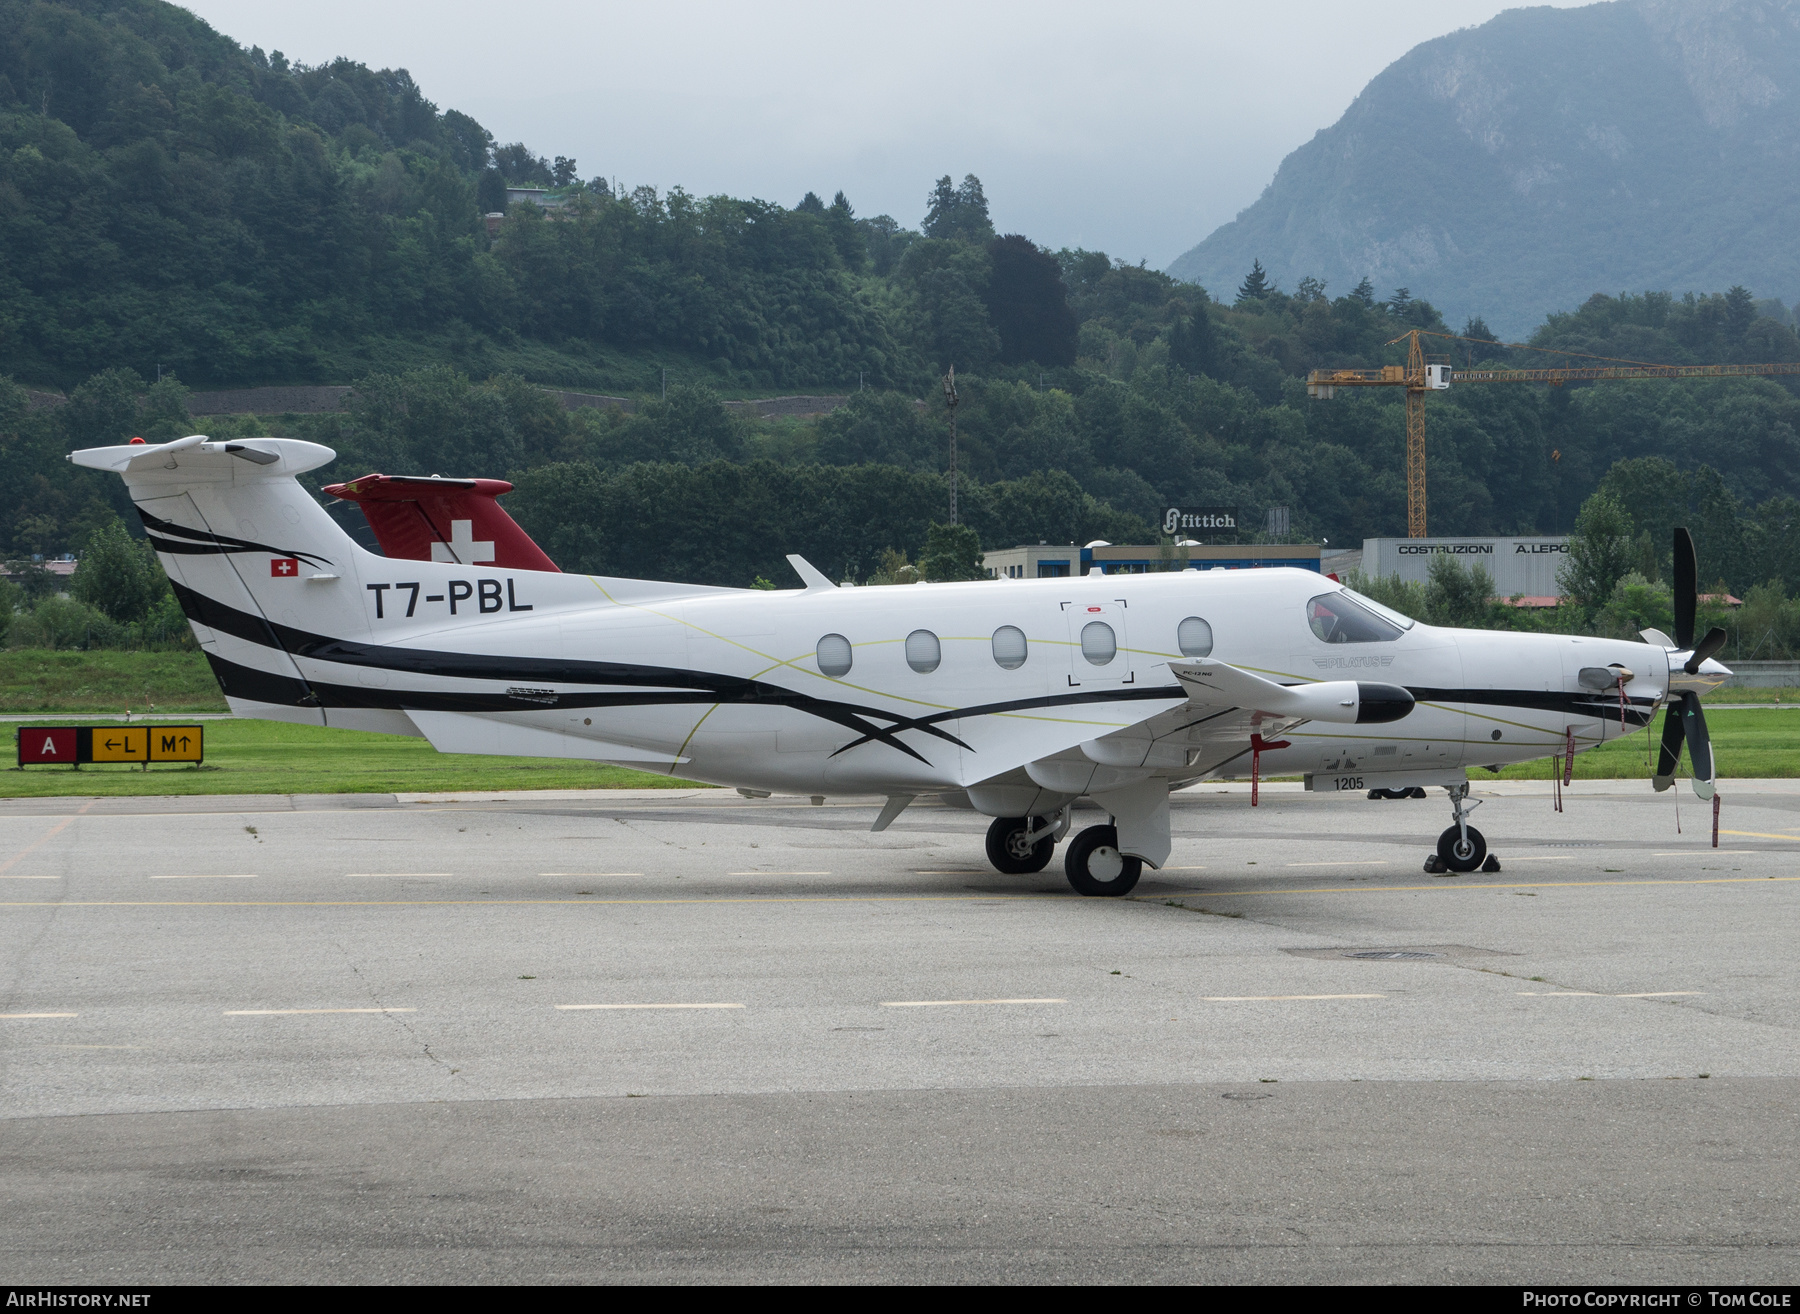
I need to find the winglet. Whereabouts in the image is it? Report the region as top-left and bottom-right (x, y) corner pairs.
(786, 554), (839, 592)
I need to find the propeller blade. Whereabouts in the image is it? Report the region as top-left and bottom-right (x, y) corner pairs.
(1685, 626), (1728, 674)
(1679, 691), (1715, 801)
(1652, 702), (1685, 792)
(1673, 527), (1697, 648)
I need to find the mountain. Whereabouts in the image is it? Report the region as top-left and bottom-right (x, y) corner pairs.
(1168, 0), (1800, 337)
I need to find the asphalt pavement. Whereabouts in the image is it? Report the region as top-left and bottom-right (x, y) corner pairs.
(3, 779), (1798, 1283)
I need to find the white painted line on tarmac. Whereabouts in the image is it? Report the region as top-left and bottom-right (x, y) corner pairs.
(540, 872), (642, 877)
(555, 1002), (744, 1010)
(727, 871), (830, 876)
(880, 998), (1066, 1007)
(0, 874), (60, 879)
(1286, 861), (1390, 868)
(1, 1012), (78, 1019)
(150, 874), (256, 879)
(1161, 866), (1207, 871)
(1504, 856), (1574, 861)
(1616, 991), (1704, 997)
(224, 1008), (416, 1015)
(1203, 994), (1386, 1002)
(345, 873), (450, 878)
(914, 870), (989, 875)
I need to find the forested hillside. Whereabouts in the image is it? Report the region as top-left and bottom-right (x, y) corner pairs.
(1170, 0), (1800, 339)
(3, 0), (1799, 657)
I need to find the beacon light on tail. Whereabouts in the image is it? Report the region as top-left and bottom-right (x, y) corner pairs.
(71, 433), (1727, 895)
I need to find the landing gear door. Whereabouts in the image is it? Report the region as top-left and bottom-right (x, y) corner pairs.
(1063, 599), (1134, 687)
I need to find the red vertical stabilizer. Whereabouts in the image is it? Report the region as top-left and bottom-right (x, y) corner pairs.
(322, 473), (561, 572)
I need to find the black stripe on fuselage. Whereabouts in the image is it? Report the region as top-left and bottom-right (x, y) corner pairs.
(136, 504), (332, 567)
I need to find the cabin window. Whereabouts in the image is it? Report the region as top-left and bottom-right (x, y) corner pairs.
(1080, 621), (1117, 665)
(905, 629), (941, 673)
(1177, 616), (1213, 658)
(991, 625), (1028, 669)
(816, 633), (852, 678)
(1307, 592), (1406, 644)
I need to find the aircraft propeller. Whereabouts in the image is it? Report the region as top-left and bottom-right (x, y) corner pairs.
(1649, 527), (1730, 800)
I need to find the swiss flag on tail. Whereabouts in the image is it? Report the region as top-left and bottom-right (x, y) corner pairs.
(270, 557), (300, 577)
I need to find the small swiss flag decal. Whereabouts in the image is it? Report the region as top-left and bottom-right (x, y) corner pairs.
(271, 557), (299, 577)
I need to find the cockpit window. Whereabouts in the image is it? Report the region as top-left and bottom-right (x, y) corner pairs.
(1343, 587), (1416, 631)
(1307, 592), (1407, 644)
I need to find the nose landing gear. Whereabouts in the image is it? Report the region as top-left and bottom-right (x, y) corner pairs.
(1423, 783), (1501, 875)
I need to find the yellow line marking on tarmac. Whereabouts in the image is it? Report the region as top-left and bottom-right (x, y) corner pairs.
(541, 873), (642, 877)
(1203, 994), (1386, 1002)
(345, 873), (449, 878)
(0, 799), (96, 875)
(1653, 851), (1752, 856)
(1719, 830), (1800, 841)
(150, 874), (256, 879)
(224, 1008), (416, 1015)
(1287, 861), (1390, 867)
(881, 998), (1065, 1007)
(555, 1002), (743, 1010)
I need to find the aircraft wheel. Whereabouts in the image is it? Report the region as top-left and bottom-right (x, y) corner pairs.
(986, 815), (1054, 874)
(1064, 824), (1142, 897)
(1436, 824), (1487, 874)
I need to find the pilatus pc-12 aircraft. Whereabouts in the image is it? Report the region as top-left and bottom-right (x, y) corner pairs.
(72, 435), (1732, 896)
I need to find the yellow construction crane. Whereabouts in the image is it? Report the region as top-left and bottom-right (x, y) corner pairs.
(1306, 329), (1800, 538)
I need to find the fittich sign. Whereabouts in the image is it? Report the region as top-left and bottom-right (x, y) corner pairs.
(1162, 507), (1238, 536)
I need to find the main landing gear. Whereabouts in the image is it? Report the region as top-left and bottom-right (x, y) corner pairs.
(1423, 783), (1501, 875)
(985, 810), (1143, 897)
(984, 813), (1062, 874)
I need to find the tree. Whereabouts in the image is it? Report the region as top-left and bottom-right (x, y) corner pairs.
(551, 156), (578, 187)
(1423, 554), (1495, 628)
(477, 168), (507, 212)
(1294, 275), (1327, 302)
(1558, 491), (1636, 614)
(984, 235), (1077, 367)
(1167, 301), (1220, 377)
(1462, 315), (1502, 362)
(922, 174), (993, 243)
(1350, 277), (1376, 307)
(920, 521), (985, 581)
(1236, 260), (1272, 304)
(826, 191), (864, 270)
(1386, 288), (1414, 318)
(796, 191), (826, 214)
(71, 518), (165, 623)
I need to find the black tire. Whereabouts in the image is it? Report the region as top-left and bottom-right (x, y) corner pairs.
(985, 815), (1054, 874)
(1064, 824), (1142, 897)
(1436, 824), (1487, 874)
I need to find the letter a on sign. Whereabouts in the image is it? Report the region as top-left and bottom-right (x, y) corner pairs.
(18, 727), (76, 764)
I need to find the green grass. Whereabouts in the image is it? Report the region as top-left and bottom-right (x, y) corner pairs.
(1495, 708), (1798, 780)
(1706, 686), (1800, 704)
(2, 717), (695, 798)
(0, 649), (227, 714)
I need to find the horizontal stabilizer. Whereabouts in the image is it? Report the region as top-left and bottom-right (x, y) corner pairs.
(1170, 660), (1413, 725)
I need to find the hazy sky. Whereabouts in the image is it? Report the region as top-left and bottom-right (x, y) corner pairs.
(181, 0), (1591, 269)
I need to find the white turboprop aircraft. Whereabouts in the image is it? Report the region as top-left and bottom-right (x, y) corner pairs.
(72, 436), (1733, 895)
